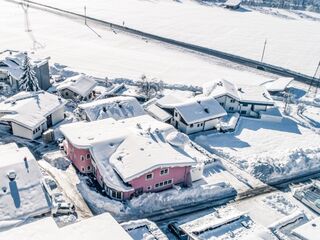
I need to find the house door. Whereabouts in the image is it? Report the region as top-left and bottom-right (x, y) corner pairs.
(46, 114), (53, 128)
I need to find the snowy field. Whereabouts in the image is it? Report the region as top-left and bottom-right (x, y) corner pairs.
(193, 99), (320, 183)
(0, 0), (278, 87)
(34, 0), (320, 76)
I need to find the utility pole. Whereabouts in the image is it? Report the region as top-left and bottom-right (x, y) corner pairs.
(84, 6), (87, 25)
(307, 60), (320, 94)
(260, 39), (267, 62)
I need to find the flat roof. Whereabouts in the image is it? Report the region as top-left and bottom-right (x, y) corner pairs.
(0, 213), (133, 240)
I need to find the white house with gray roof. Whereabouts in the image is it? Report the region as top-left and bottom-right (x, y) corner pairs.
(205, 79), (274, 117)
(57, 74), (97, 101)
(145, 95), (227, 134)
(0, 91), (66, 139)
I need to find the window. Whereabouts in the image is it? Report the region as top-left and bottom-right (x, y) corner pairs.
(241, 110), (247, 115)
(86, 153), (91, 159)
(81, 167), (85, 172)
(147, 186), (152, 191)
(146, 173), (153, 180)
(230, 99), (235, 103)
(229, 107), (234, 111)
(160, 168), (169, 176)
(155, 179), (173, 189)
(80, 155), (85, 161)
(242, 103), (248, 107)
(87, 166), (91, 170)
(175, 112), (178, 117)
(197, 123), (200, 127)
(190, 124), (194, 128)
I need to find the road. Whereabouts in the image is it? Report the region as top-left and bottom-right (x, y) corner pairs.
(6, 0), (320, 86)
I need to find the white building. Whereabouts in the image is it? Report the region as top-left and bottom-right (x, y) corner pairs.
(78, 96), (145, 121)
(0, 91), (66, 140)
(0, 212), (133, 240)
(205, 79), (274, 117)
(0, 143), (50, 231)
(0, 51), (51, 91)
(145, 95), (227, 134)
(57, 74), (97, 101)
(224, 0), (242, 9)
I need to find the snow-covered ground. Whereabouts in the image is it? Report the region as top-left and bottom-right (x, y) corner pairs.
(0, 0), (278, 87)
(193, 99), (320, 183)
(34, 0), (320, 76)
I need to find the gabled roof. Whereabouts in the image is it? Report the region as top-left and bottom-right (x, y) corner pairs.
(0, 143), (50, 227)
(0, 52), (48, 80)
(175, 97), (227, 125)
(0, 91), (66, 129)
(237, 84), (274, 105)
(207, 79), (274, 106)
(78, 96), (145, 121)
(208, 79), (240, 101)
(60, 115), (199, 190)
(57, 74), (97, 97)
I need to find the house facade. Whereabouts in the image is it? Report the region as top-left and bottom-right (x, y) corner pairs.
(0, 51), (51, 91)
(60, 115), (204, 201)
(0, 91), (66, 140)
(57, 74), (97, 101)
(207, 79), (274, 118)
(145, 96), (227, 134)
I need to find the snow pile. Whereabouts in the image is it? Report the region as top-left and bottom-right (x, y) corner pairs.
(50, 63), (78, 79)
(128, 182), (235, 217)
(262, 193), (297, 215)
(250, 147), (320, 183)
(77, 181), (125, 216)
(43, 151), (71, 170)
(78, 180), (235, 220)
(298, 92), (320, 108)
(166, 131), (189, 148)
(194, 117), (320, 183)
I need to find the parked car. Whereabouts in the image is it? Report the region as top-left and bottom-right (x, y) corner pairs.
(52, 202), (75, 216)
(168, 222), (188, 240)
(42, 176), (58, 196)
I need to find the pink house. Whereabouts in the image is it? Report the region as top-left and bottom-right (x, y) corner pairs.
(60, 115), (203, 201)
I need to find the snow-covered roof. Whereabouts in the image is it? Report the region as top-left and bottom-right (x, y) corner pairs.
(0, 91), (66, 129)
(156, 94), (183, 109)
(207, 79), (240, 101)
(0, 52), (48, 80)
(57, 74), (97, 97)
(60, 115), (198, 189)
(180, 207), (276, 240)
(264, 77), (294, 92)
(0, 143), (50, 229)
(175, 97), (227, 124)
(0, 213), (133, 240)
(225, 0), (242, 7)
(237, 84), (274, 105)
(78, 96), (145, 121)
(121, 219), (168, 240)
(207, 79), (274, 105)
(145, 103), (172, 122)
(292, 217), (320, 240)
